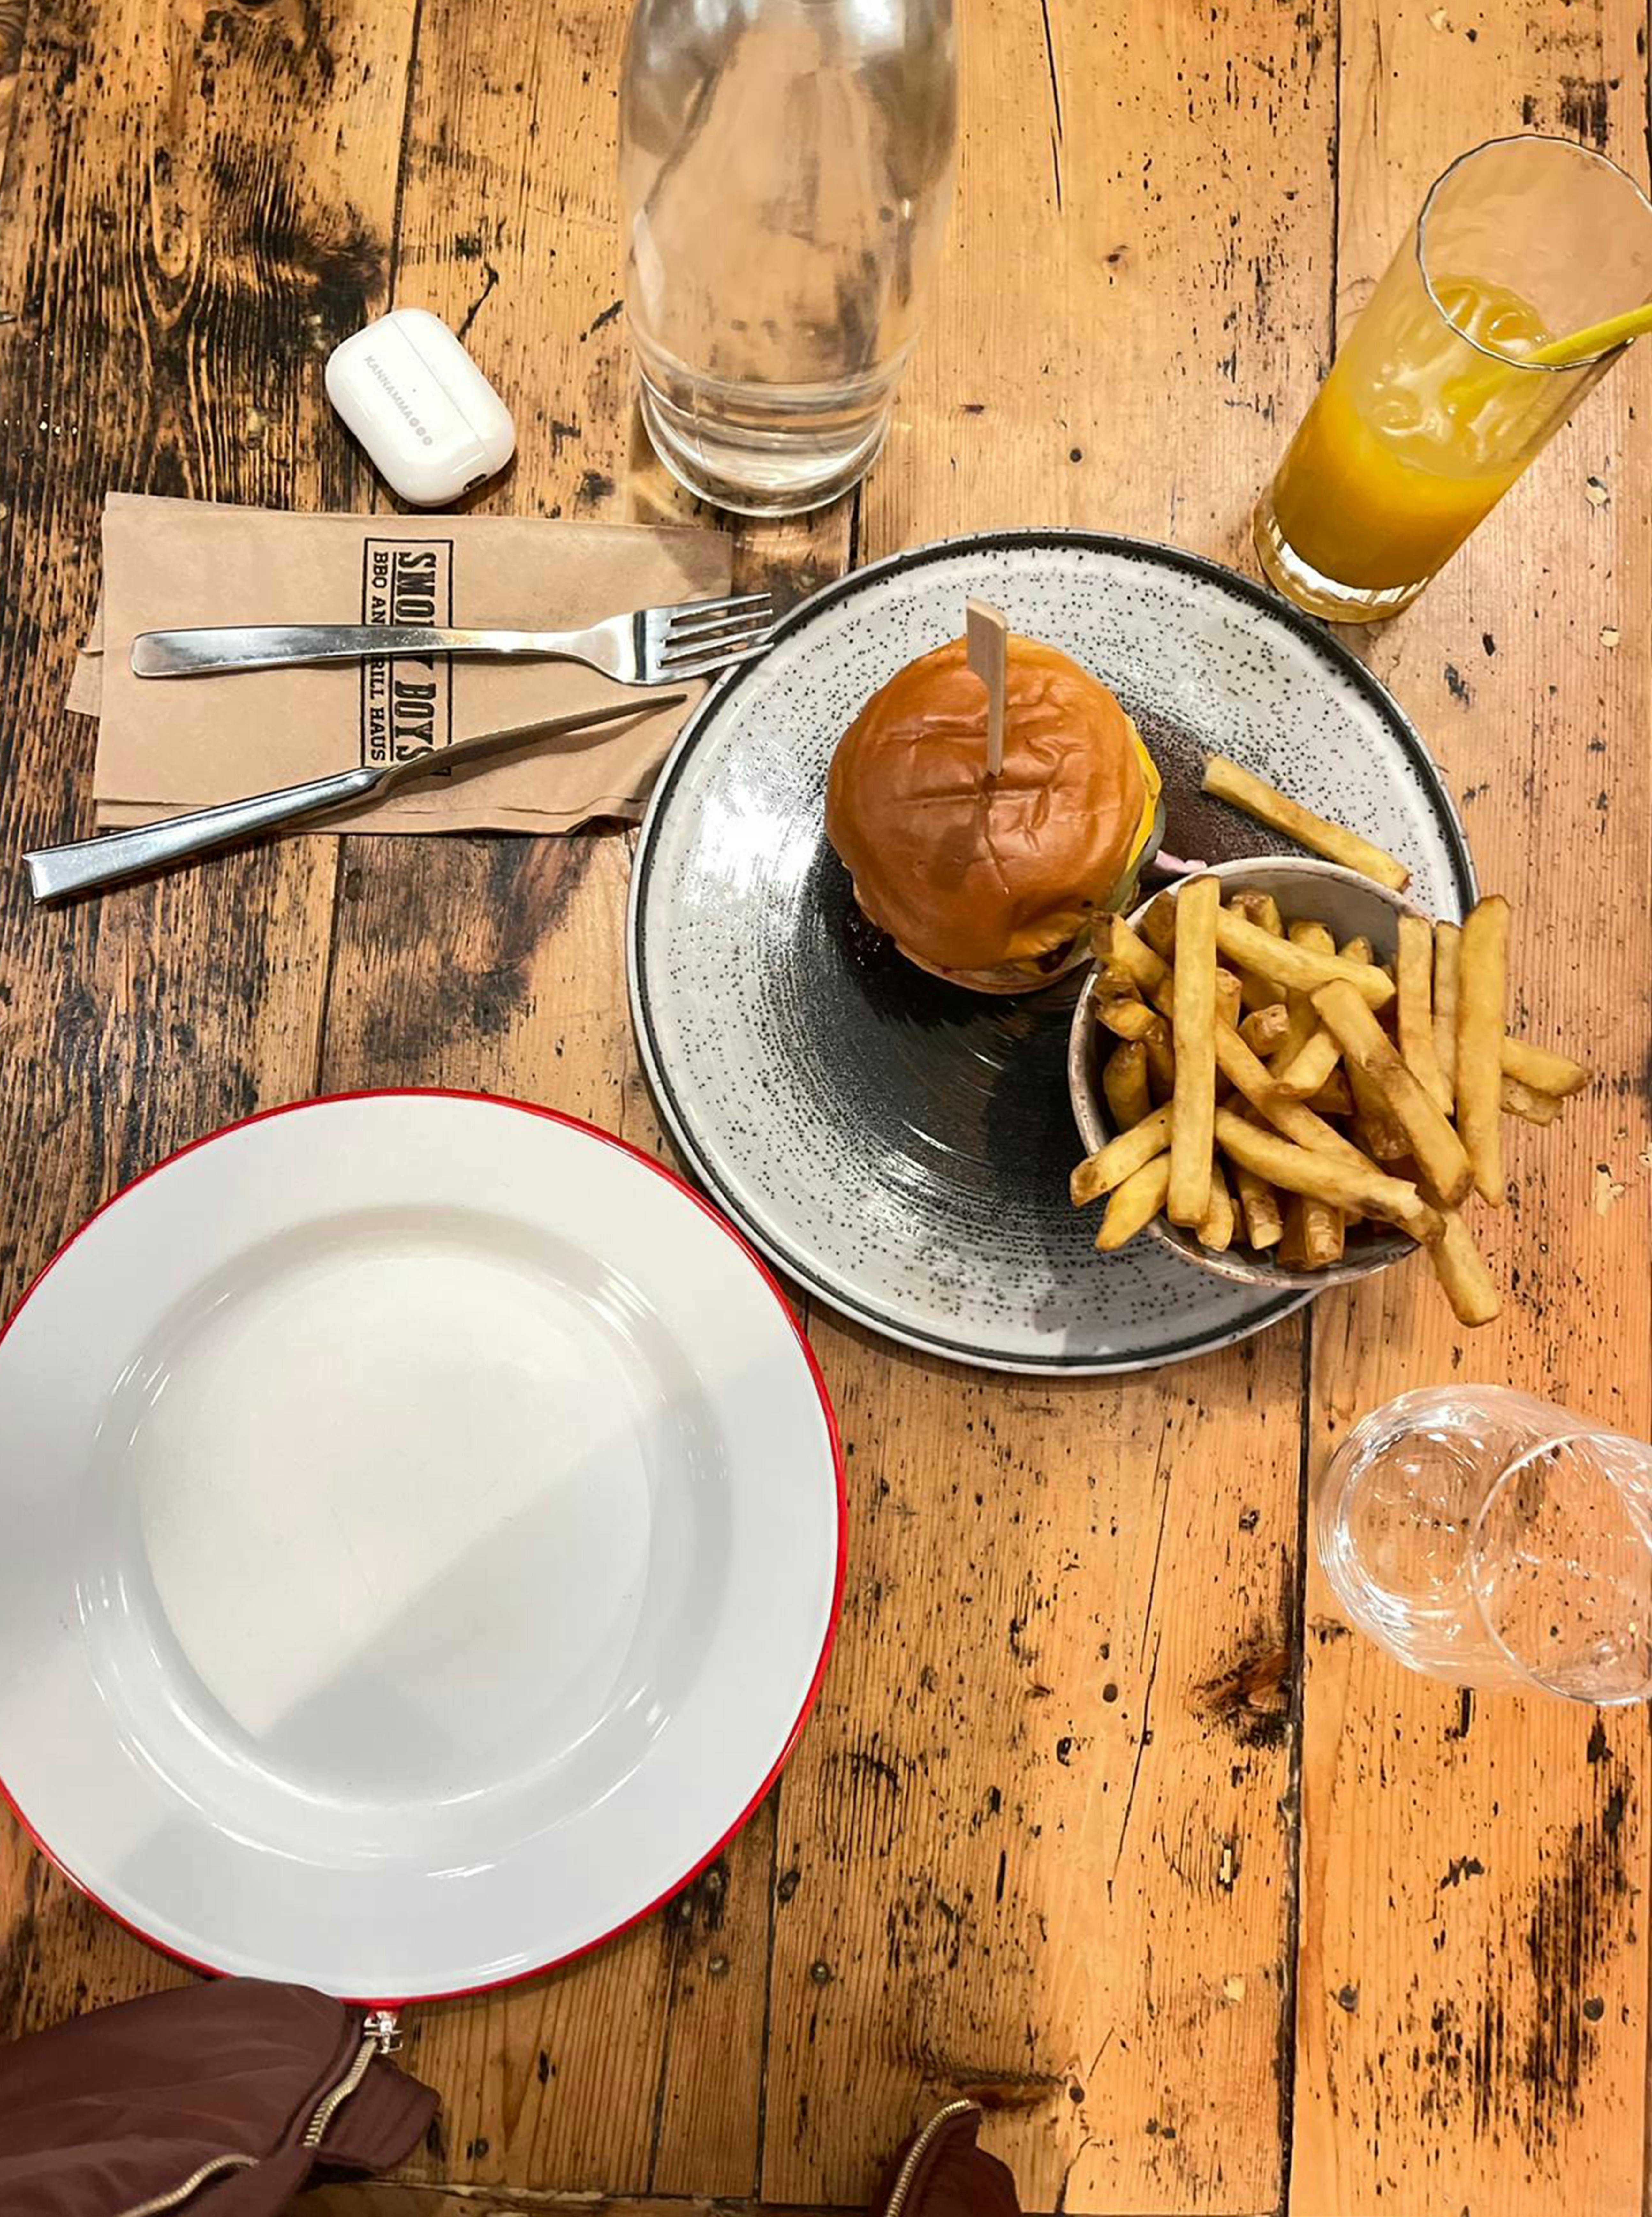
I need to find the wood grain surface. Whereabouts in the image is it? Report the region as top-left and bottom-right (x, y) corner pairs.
(0, 4), (1645, 2215)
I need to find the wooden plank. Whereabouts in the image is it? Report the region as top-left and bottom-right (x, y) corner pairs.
(763, 4), (1335, 2213)
(1293, 6), (1652, 2213)
(317, 0), (852, 2196)
(764, 1349), (1306, 2216)
(866, 0), (1338, 565)
(0, 0), (414, 2030)
(0, 1), (25, 173)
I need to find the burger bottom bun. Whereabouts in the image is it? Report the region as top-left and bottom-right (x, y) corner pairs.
(894, 937), (1096, 996)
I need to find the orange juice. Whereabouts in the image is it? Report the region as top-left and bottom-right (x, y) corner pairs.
(1262, 277), (1555, 599)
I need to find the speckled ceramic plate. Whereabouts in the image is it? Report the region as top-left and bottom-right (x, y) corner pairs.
(628, 531), (1476, 1375)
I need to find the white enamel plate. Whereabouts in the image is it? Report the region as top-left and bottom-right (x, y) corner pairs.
(0, 1093), (844, 2001)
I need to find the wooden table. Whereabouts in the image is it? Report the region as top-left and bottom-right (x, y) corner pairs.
(1, 3), (1646, 2212)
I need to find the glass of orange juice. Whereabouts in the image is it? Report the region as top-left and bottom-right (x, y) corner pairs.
(1255, 136), (1652, 623)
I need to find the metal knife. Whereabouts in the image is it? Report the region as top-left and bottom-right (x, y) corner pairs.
(23, 694), (684, 903)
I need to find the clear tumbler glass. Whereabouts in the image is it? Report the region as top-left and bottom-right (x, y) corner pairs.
(619, 0), (957, 516)
(1254, 136), (1652, 621)
(1315, 1386), (1652, 1702)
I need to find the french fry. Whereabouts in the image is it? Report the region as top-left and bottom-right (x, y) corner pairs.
(1396, 914), (1451, 1114)
(1311, 980), (1474, 1207)
(1239, 1004), (1291, 1056)
(1214, 909), (1395, 1009)
(1096, 994), (1156, 1041)
(1229, 890), (1286, 1011)
(1502, 1074), (1564, 1126)
(1197, 1157), (1236, 1252)
(1433, 922), (1460, 1098)
(1092, 958), (1144, 1000)
(1269, 999), (1319, 1074)
(1276, 1024), (1342, 1100)
(1300, 1198), (1345, 1269)
(1143, 1019), (1176, 1101)
(1108, 914), (1171, 996)
(1277, 1196), (1309, 1268)
(1456, 895), (1510, 1205)
(1423, 1191), (1502, 1327)
(1214, 1023), (1371, 1169)
(1213, 1108), (1442, 1239)
(1346, 1058), (1411, 1161)
(1229, 890), (1284, 937)
(1269, 920), (1334, 1074)
(1201, 755), (1411, 890)
(1071, 1104), (1174, 1206)
(1336, 934), (1393, 1157)
(1102, 1040), (1153, 1130)
(1097, 1154), (1172, 1251)
(1138, 891), (1179, 960)
(1234, 1165), (1285, 1250)
(1305, 1070), (1354, 1116)
(1168, 876), (1220, 1226)
(1502, 1035), (1590, 1098)
(1214, 967), (1243, 1035)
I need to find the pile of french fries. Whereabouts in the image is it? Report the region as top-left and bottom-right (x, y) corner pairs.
(1070, 876), (1590, 1327)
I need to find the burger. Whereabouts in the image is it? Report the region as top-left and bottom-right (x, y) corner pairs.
(825, 633), (1163, 994)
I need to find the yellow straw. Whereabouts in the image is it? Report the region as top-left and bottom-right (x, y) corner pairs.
(1527, 300), (1652, 367)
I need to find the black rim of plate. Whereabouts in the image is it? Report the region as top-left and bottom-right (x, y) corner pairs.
(628, 528), (1478, 1375)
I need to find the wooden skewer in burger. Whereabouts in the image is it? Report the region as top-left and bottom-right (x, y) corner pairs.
(824, 603), (1165, 993)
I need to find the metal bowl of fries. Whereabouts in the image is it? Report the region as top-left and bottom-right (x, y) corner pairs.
(1068, 857), (1437, 1294)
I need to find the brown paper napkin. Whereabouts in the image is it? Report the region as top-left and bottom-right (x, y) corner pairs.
(78, 494), (732, 834)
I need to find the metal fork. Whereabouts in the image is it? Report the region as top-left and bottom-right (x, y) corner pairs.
(129, 590), (777, 685)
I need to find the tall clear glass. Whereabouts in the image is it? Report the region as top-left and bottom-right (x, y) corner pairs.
(1255, 136), (1652, 621)
(619, 0), (956, 517)
(1315, 1386), (1652, 1703)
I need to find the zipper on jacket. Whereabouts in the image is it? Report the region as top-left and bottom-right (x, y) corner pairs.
(117, 2154), (258, 2217)
(115, 2010), (402, 2217)
(881, 2099), (981, 2217)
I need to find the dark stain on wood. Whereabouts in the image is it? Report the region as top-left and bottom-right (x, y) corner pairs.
(353, 837), (599, 1063)
(1440, 1855), (1485, 1888)
(1414, 1766), (1633, 2152)
(581, 296), (623, 339)
(815, 1739), (906, 1857)
(1198, 1638), (1291, 1749)
(915, 2052), (1064, 2111)
(0, 1858), (40, 2039)
(1519, 1806), (1627, 2141)
(1557, 75), (1611, 148)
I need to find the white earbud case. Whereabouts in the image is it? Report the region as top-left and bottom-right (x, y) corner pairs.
(325, 308), (516, 508)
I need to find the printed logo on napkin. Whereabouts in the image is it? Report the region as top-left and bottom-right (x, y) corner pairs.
(360, 539), (454, 766)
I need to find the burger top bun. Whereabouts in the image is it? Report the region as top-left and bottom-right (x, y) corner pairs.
(824, 634), (1161, 991)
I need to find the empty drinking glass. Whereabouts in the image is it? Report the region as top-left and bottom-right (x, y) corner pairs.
(619, 0), (957, 516)
(1315, 1386), (1652, 1702)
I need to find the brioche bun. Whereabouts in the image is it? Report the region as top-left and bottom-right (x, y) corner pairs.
(825, 635), (1163, 993)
